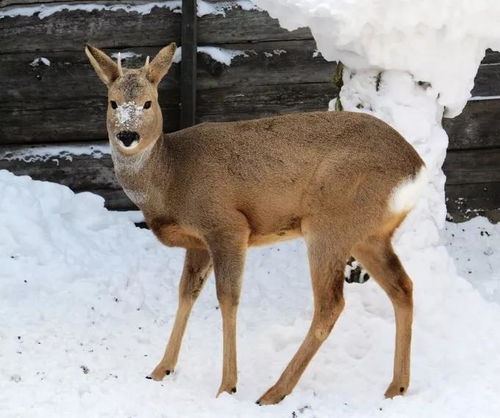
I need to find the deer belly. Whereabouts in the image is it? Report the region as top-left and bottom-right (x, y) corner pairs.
(248, 216), (303, 246)
(249, 229), (302, 246)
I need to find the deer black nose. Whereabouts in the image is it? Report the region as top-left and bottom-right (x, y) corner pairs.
(117, 131), (139, 147)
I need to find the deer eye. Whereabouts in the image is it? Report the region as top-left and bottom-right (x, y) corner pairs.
(110, 101), (117, 109)
(143, 101), (152, 109)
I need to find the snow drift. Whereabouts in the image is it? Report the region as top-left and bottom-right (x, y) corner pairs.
(1, 168), (499, 418)
(252, 0), (500, 117)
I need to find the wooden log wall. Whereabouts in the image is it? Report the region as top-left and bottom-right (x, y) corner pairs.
(0, 0), (499, 222)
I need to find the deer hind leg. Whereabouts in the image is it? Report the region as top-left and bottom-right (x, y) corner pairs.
(150, 248), (212, 380)
(257, 230), (347, 405)
(352, 232), (413, 398)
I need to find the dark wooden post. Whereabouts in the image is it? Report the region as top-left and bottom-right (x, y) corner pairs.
(181, 0), (197, 128)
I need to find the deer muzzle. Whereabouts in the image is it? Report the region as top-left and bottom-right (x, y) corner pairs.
(117, 131), (140, 148)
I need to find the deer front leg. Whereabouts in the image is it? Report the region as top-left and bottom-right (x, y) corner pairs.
(149, 248), (212, 380)
(207, 224), (249, 397)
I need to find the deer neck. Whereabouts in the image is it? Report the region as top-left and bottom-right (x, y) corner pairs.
(110, 134), (167, 207)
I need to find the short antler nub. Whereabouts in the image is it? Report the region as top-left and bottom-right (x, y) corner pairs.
(117, 52), (123, 76)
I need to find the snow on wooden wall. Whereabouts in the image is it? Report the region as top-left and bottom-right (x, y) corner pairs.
(0, 0), (498, 221)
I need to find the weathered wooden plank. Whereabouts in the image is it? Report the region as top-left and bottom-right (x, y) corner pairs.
(198, 5), (312, 44)
(0, 2), (311, 55)
(197, 82), (337, 122)
(443, 148), (500, 185)
(446, 182), (500, 222)
(0, 43), (337, 144)
(0, 142), (115, 189)
(0, 48), (180, 145)
(0, 141), (135, 209)
(444, 99), (500, 150)
(0, 2), (182, 54)
(0, 40), (330, 106)
(0, 100), (180, 145)
(2, 81), (335, 144)
(197, 40), (335, 89)
(0, 49), (179, 103)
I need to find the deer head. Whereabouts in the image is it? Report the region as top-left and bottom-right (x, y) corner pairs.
(85, 43), (176, 155)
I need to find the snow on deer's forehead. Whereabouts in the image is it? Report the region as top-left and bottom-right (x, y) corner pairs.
(115, 101), (143, 129)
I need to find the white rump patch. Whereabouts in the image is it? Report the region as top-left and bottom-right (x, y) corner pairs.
(389, 166), (428, 213)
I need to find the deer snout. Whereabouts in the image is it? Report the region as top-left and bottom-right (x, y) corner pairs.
(117, 131), (140, 148)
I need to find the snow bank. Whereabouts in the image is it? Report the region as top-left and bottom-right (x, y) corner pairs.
(444, 218), (500, 303)
(1, 170), (500, 417)
(2, 2), (500, 416)
(252, 0), (500, 117)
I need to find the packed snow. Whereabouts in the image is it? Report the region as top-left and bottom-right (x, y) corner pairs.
(263, 49), (287, 58)
(111, 52), (142, 61)
(253, 0), (500, 117)
(0, 1), (182, 20)
(2, 0), (500, 417)
(0, 1), (258, 20)
(29, 57), (51, 67)
(1, 170), (499, 418)
(469, 95), (500, 101)
(0, 144), (110, 164)
(172, 46), (248, 66)
(198, 46), (248, 65)
(197, 0), (259, 17)
(443, 218), (500, 303)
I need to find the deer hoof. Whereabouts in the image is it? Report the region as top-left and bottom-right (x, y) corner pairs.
(257, 386), (287, 405)
(384, 382), (407, 398)
(149, 364), (173, 381)
(216, 383), (237, 397)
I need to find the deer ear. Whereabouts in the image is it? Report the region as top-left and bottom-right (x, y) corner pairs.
(85, 44), (121, 86)
(146, 43), (176, 85)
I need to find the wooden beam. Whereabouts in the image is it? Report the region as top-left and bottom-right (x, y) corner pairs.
(181, 0), (197, 128)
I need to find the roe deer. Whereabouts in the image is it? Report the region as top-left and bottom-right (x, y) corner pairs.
(85, 43), (426, 405)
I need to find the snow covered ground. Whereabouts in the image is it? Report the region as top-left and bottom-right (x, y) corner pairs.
(2, 1), (499, 416)
(443, 218), (500, 303)
(1, 170), (499, 418)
